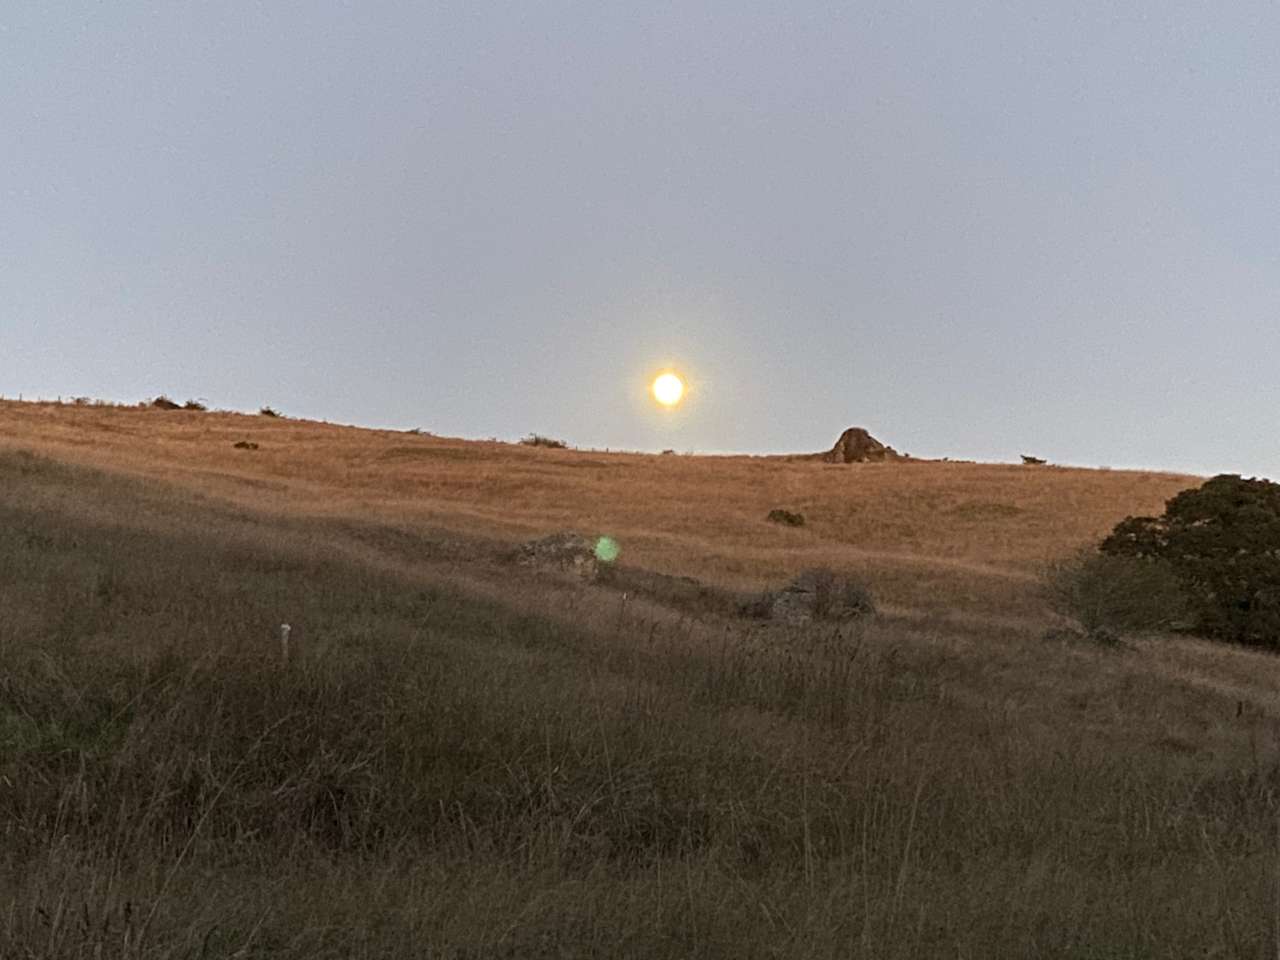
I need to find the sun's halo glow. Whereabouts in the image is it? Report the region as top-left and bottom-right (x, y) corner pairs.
(652, 372), (685, 407)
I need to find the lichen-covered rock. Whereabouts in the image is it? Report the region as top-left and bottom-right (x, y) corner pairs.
(769, 568), (876, 625)
(516, 531), (600, 581)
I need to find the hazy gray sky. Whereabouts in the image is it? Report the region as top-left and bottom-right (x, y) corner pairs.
(4, 2), (1278, 476)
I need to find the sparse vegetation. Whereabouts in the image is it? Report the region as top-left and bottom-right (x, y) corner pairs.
(519, 433), (569, 449)
(233, 440), (259, 451)
(142, 396), (208, 412)
(766, 507), (806, 527)
(259, 405), (281, 417)
(1021, 454), (1047, 465)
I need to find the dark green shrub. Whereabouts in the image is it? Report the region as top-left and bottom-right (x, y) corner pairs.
(766, 508), (805, 527)
(182, 399), (207, 411)
(1044, 550), (1189, 634)
(259, 406), (281, 418)
(151, 395), (180, 410)
(520, 434), (568, 449)
(1100, 474), (1280, 647)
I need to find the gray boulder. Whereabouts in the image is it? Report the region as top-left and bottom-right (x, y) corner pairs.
(516, 531), (600, 582)
(770, 568), (876, 625)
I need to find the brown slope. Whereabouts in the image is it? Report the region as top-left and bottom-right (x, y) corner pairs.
(0, 399), (1195, 619)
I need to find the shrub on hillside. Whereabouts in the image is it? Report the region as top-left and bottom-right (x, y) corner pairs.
(182, 399), (207, 411)
(766, 508), (805, 527)
(520, 434), (568, 449)
(1044, 550), (1189, 634)
(1100, 474), (1280, 647)
(151, 395), (180, 410)
(259, 406), (281, 418)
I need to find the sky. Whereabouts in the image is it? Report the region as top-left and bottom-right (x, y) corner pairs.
(3, 2), (1278, 476)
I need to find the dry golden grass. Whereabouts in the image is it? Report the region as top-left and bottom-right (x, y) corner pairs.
(0, 400), (1192, 620)
(8, 400), (1280, 956)
(8, 397), (1274, 733)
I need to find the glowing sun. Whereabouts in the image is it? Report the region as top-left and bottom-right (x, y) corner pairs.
(652, 372), (685, 408)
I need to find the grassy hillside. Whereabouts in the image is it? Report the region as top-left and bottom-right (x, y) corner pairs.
(4, 402), (1280, 957)
(0, 400), (1192, 619)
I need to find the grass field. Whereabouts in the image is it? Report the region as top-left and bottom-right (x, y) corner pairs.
(0, 401), (1192, 615)
(4, 400), (1280, 957)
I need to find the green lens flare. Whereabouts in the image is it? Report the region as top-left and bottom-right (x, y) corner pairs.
(594, 536), (620, 564)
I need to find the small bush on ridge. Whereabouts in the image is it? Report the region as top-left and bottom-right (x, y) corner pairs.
(520, 434), (568, 449)
(766, 508), (805, 527)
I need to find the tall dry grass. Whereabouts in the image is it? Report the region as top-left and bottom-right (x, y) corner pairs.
(4, 445), (1280, 956)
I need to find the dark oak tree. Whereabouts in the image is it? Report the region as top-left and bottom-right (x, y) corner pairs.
(1102, 475), (1280, 647)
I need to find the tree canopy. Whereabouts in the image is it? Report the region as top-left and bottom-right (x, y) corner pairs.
(1101, 475), (1280, 647)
